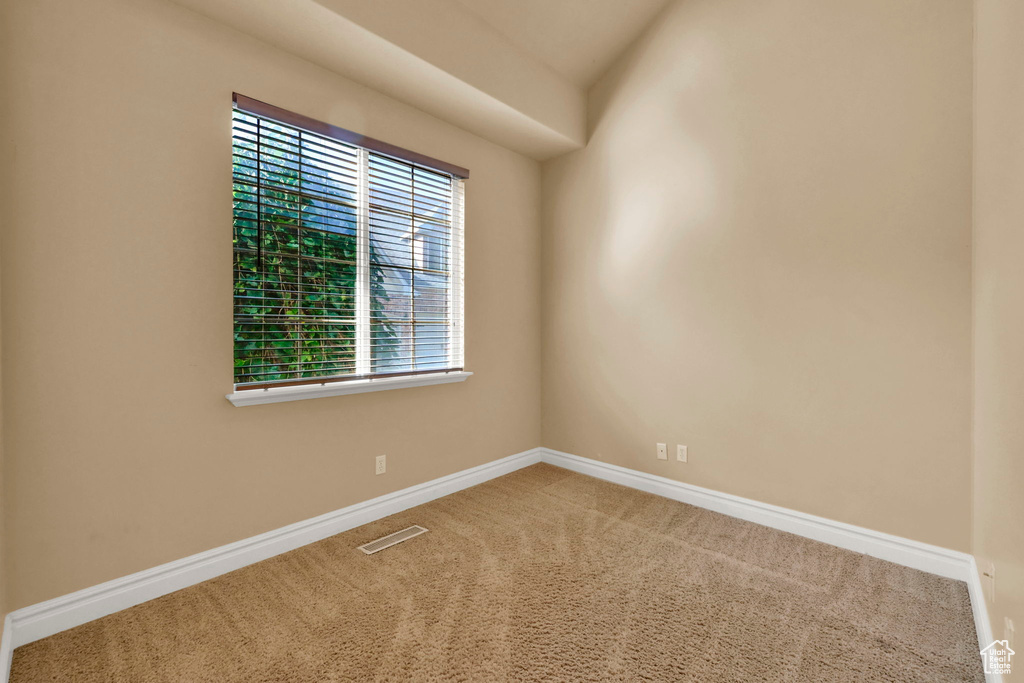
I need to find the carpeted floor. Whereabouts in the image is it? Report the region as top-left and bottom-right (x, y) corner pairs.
(10, 463), (984, 682)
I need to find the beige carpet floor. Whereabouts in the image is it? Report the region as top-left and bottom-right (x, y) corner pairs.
(11, 463), (984, 682)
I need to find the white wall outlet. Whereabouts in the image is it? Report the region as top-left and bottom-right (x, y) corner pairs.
(1005, 617), (1015, 648)
(677, 444), (688, 462)
(375, 454), (386, 475)
(656, 443), (667, 460)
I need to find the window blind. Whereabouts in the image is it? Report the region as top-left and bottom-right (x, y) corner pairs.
(231, 96), (466, 390)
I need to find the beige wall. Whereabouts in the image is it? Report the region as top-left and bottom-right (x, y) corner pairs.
(0, 0), (1000, 622)
(0, 0), (11, 623)
(541, 0), (974, 551)
(974, 0), (1024, 650)
(0, 0), (542, 609)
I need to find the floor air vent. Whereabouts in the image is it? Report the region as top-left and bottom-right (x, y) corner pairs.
(358, 525), (429, 555)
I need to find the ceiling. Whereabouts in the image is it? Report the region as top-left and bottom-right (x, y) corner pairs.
(451, 0), (675, 87)
(168, 0), (675, 158)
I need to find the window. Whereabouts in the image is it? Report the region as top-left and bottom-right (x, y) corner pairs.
(229, 95), (468, 404)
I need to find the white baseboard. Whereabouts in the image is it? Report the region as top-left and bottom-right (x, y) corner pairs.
(538, 448), (973, 581)
(1, 448), (543, 663)
(536, 448), (994, 680)
(966, 556), (1001, 683)
(1, 446), (993, 683)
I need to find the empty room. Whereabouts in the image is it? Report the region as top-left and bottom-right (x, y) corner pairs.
(0, 0), (1021, 680)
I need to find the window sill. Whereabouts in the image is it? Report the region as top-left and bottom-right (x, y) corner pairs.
(226, 371), (473, 407)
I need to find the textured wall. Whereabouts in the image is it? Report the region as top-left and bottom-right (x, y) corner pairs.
(973, 0), (1024, 649)
(541, 0), (974, 551)
(1, 0), (542, 609)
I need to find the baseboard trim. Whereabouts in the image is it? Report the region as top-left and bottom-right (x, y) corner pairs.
(537, 448), (994, 678)
(966, 557), (1001, 683)
(538, 448), (973, 581)
(1, 447), (992, 683)
(2, 448), (543, 658)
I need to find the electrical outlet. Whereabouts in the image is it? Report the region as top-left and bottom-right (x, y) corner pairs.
(677, 444), (688, 462)
(375, 454), (386, 475)
(1005, 617), (1015, 649)
(656, 443), (667, 460)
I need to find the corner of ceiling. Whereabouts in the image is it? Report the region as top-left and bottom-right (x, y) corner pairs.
(167, 0), (587, 160)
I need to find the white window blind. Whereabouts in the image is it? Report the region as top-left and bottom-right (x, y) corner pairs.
(231, 95), (466, 391)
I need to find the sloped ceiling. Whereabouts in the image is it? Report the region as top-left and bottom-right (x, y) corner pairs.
(168, 0), (670, 160)
(451, 0), (674, 88)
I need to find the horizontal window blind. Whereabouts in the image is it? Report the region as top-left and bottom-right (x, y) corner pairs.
(232, 97), (465, 390)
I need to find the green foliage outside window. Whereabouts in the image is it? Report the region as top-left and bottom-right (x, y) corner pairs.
(232, 114), (398, 385)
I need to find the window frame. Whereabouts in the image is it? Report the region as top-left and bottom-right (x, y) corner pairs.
(227, 95), (470, 406)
